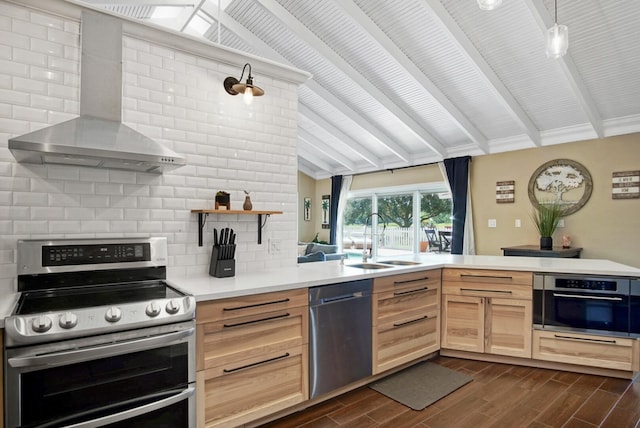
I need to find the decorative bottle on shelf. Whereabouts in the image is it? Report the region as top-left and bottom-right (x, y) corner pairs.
(243, 190), (252, 211)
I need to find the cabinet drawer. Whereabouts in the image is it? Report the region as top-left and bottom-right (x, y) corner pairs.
(532, 330), (636, 371)
(196, 288), (307, 324)
(443, 269), (531, 299)
(373, 307), (439, 374)
(197, 306), (307, 371)
(374, 286), (439, 325)
(198, 346), (308, 428)
(374, 270), (441, 294)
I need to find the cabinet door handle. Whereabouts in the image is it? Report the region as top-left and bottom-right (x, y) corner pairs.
(393, 315), (429, 327)
(553, 334), (617, 344)
(223, 312), (290, 328)
(394, 277), (430, 285)
(222, 353), (290, 373)
(393, 287), (429, 296)
(223, 298), (290, 311)
(460, 288), (512, 295)
(460, 274), (513, 280)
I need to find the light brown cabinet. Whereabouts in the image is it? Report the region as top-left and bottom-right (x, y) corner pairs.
(372, 270), (441, 374)
(532, 330), (639, 372)
(441, 268), (532, 358)
(196, 289), (308, 428)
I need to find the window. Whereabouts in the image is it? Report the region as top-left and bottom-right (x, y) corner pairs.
(340, 185), (451, 259)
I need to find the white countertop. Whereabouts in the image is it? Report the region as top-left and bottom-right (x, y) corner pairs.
(1, 255), (638, 328)
(168, 254), (640, 302)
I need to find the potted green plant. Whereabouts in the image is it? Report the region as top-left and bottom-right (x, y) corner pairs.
(531, 202), (564, 250)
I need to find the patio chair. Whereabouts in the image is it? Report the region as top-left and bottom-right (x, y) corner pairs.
(424, 228), (442, 252)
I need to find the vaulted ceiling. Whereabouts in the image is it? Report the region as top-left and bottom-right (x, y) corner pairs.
(80, 0), (640, 179)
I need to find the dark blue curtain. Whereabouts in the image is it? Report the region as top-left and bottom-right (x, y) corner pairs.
(329, 175), (342, 245)
(443, 156), (471, 255)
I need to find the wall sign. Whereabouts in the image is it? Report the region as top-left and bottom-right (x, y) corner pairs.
(496, 180), (515, 203)
(612, 171), (640, 199)
(528, 159), (593, 216)
(321, 194), (330, 229)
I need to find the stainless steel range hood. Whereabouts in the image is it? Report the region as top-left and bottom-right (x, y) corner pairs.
(8, 11), (185, 174)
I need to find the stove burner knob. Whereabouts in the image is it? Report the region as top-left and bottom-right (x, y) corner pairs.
(32, 315), (52, 333)
(146, 301), (161, 317)
(105, 306), (122, 323)
(165, 299), (181, 314)
(59, 312), (78, 329)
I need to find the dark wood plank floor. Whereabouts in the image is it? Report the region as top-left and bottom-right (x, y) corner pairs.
(260, 357), (640, 428)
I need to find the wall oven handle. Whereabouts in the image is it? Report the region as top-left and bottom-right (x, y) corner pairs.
(8, 328), (194, 369)
(552, 293), (623, 301)
(47, 386), (195, 428)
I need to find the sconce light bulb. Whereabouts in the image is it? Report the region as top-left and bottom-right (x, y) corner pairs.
(243, 87), (253, 105)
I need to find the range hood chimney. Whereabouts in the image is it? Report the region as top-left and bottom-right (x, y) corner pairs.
(8, 11), (185, 174)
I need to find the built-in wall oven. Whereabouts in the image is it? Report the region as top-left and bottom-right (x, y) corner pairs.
(4, 238), (196, 428)
(533, 273), (639, 337)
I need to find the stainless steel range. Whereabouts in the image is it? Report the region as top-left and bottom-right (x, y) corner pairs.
(3, 237), (196, 428)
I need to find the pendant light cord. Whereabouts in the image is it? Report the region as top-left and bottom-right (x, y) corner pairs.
(554, 0), (558, 24)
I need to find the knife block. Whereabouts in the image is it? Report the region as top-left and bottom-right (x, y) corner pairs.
(209, 246), (235, 278)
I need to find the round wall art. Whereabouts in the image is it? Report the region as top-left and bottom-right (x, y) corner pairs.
(527, 159), (593, 216)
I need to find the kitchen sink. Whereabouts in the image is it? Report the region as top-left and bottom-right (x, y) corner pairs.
(378, 260), (422, 266)
(347, 263), (394, 270)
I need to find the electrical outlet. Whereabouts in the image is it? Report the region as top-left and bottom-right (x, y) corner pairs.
(557, 219), (565, 227)
(488, 219), (497, 228)
(269, 238), (282, 254)
(515, 219), (521, 228)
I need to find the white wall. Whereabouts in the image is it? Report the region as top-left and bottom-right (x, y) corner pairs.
(0, 0), (305, 289)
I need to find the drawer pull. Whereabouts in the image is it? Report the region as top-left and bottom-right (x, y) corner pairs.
(223, 298), (290, 311)
(394, 277), (430, 285)
(223, 313), (290, 328)
(460, 288), (513, 295)
(553, 334), (617, 344)
(460, 274), (513, 280)
(393, 287), (429, 296)
(393, 315), (429, 327)
(223, 353), (291, 373)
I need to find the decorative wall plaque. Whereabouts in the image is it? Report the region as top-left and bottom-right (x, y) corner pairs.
(321, 194), (330, 229)
(528, 159), (592, 215)
(496, 180), (515, 203)
(612, 171), (640, 199)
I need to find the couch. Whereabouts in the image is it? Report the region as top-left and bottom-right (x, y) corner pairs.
(297, 243), (347, 263)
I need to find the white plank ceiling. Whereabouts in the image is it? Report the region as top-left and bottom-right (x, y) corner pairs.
(80, 0), (640, 179)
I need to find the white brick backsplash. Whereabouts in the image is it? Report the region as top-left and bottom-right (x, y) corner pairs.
(48, 220), (81, 233)
(0, 117), (29, 134)
(0, 29), (29, 49)
(81, 220), (110, 233)
(31, 206), (64, 220)
(47, 27), (78, 46)
(13, 191), (47, 206)
(0, 58), (28, 77)
(96, 208), (124, 221)
(12, 19), (48, 39)
(30, 37), (63, 56)
(1, 4), (300, 277)
(30, 94), (64, 110)
(81, 195), (110, 208)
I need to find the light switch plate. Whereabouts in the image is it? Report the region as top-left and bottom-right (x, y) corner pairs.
(488, 219), (497, 228)
(515, 219), (521, 228)
(557, 219), (565, 227)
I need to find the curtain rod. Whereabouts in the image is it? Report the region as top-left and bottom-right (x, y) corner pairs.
(347, 155), (472, 178)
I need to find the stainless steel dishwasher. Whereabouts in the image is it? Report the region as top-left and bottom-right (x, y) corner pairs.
(309, 279), (372, 399)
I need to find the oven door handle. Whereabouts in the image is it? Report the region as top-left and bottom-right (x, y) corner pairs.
(8, 328), (194, 369)
(552, 293), (624, 301)
(40, 386), (195, 428)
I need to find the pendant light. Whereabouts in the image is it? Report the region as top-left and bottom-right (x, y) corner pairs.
(477, 0), (502, 11)
(223, 63), (264, 105)
(546, 0), (568, 58)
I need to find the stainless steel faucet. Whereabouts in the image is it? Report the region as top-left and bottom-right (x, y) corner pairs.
(362, 212), (386, 262)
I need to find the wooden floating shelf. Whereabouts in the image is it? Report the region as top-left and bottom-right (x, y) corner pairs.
(191, 209), (283, 246)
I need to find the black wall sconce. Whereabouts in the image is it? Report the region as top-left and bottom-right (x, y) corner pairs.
(223, 63), (264, 105)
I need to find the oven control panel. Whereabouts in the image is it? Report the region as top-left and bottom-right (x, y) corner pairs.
(4, 295), (196, 347)
(555, 277), (619, 291)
